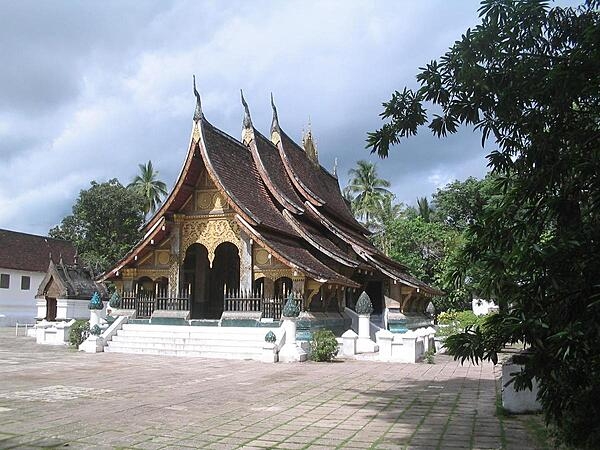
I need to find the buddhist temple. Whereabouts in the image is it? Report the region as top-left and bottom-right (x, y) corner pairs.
(99, 81), (442, 329)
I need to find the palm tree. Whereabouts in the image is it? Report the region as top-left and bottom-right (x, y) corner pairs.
(345, 160), (392, 226)
(372, 194), (404, 255)
(417, 196), (433, 222)
(128, 160), (168, 217)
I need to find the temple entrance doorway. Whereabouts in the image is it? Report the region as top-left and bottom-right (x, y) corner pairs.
(365, 280), (383, 315)
(46, 297), (57, 321)
(183, 242), (240, 319)
(183, 244), (210, 319)
(209, 242), (240, 319)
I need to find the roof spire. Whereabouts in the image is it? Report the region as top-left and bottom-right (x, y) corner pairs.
(333, 157), (338, 178)
(270, 93), (279, 131)
(240, 89), (253, 145)
(193, 75), (203, 121)
(270, 93), (282, 146)
(302, 119), (319, 165)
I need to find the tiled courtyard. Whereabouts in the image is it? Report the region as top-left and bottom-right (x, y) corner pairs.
(0, 328), (540, 449)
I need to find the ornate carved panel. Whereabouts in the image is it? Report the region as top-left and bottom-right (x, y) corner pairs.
(195, 190), (229, 213)
(136, 269), (169, 280)
(168, 254), (179, 297)
(254, 248), (270, 265)
(155, 250), (170, 266)
(254, 268), (294, 281)
(181, 217), (241, 266)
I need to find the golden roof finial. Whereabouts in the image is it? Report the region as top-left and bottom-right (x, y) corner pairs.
(302, 118), (318, 164)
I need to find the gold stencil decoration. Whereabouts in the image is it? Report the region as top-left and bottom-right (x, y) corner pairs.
(181, 217), (241, 266)
(271, 130), (281, 146)
(135, 269), (169, 280)
(196, 190), (229, 212)
(168, 254), (179, 297)
(156, 250), (170, 266)
(254, 268), (295, 281)
(255, 248), (270, 265)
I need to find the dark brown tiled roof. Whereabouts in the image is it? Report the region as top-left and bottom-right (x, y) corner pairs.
(252, 131), (304, 213)
(283, 210), (358, 267)
(0, 229), (76, 272)
(279, 131), (366, 233)
(201, 120), (296, 236)
(247, 227), (359, 287)
(37, 260), (108, 300)
(304, 204), (378, 254)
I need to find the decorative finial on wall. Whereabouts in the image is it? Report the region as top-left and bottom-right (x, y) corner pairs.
(193, 75), (203, 121)
(333, 157), (338, 178)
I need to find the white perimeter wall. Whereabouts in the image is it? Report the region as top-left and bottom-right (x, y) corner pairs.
(0, 268), (44, 326)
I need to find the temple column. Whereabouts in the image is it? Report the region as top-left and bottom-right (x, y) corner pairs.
(169, 220), (182, 298)
(239, 231), (253, 292)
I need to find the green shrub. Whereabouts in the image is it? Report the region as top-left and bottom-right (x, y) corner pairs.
(437, 310), (486, 338)
(310, 329), (339, 362)
(424, 348), (435, 364)
(69, 320), (90, 347)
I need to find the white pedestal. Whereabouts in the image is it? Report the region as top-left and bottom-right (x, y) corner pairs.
(79, 335), (104, 353)
(341, 329), (358, 356)
(261, 343), (279, 363)
(376, 329), (394, 361)
(279, 318), (307, 363)
(356, 314), (378, 353)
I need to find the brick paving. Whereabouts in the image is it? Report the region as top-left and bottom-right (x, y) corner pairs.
(0, 328), (540, 449)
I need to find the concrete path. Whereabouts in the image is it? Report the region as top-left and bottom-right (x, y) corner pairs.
(0, 328), (540, 449)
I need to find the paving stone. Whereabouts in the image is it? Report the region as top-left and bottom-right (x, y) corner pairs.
(0, 328), (540, 450)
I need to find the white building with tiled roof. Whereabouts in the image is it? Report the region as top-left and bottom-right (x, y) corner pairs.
(0, 229), (76, 326)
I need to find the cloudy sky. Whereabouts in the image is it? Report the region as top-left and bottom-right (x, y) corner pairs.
(1, 0), (497, 236)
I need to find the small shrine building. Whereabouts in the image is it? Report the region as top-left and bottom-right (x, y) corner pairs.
(99, 84), (442, 324)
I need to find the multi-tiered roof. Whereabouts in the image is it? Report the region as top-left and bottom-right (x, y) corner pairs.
(102, 84), (442, 297)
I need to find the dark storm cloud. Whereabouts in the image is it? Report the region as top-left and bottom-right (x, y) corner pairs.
(0, 0), (499, 235)
(0, 1), (168, 114)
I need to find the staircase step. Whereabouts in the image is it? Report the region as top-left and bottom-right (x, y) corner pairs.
(104, 324), (274, 361)
(104, 346), (263, 360)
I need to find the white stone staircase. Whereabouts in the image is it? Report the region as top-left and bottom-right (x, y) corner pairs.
(104, 323), (279, 361)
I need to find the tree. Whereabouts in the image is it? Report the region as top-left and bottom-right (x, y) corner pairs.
(128, 160), (168, 217)
(432, 175), (496, 230)
(344, 160), (392, 226)
(371, 194), (404, 255)
(50, 179), (145, 273)
(416, 196), (433, 222)
(367, 1), (600, 445)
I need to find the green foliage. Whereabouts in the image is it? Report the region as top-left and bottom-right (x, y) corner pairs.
(343, 160), (391, 226)
(68, 320), (89, 347)
(437, 310), (487, 338)
(128, 160), (168, 217)
(49, 179), (145, 273)
(310, 329), (339, 362)
(432, 175), (497, 231)
(424, 348), (435, 364)
(368, 1), (600, 445)
(416, 197), (432, 222)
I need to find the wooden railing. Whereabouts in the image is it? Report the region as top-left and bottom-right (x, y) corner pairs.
(223, 290), (303, 320)
(121, 287), (190, 319)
